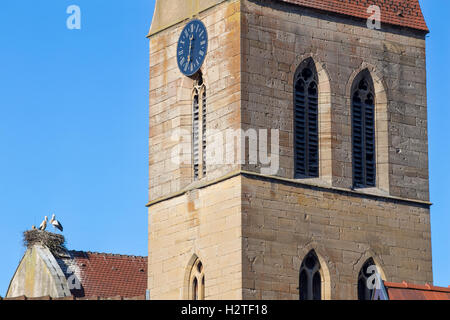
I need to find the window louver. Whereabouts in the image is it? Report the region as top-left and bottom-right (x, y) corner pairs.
(352, 75), (376, 188)
(202, 90), (207, 177)
(193, 93), (200, 180)
(294, 61), (319, 178)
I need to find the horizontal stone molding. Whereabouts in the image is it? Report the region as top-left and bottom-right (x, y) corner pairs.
(146, 170), (432, 209)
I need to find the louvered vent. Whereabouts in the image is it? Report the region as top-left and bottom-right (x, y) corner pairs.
(193, 93), (200, 180)
(202, 90), (207, 177)
(294, 60), (319, 179)
(352, 75), (376, 188)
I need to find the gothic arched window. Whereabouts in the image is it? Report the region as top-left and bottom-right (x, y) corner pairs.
(294, 58), (319, 179)
(189, 259), (205, 300)
(358, 258), (378, 300)
(192, 76), (206, 180)
(299, 250), (322, 300)
(352, 71), (376, 188)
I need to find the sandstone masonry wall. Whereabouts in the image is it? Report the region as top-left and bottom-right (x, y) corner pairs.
(148, 176), (243, 299)
(241, 0), (429, 201)
(241, 175), (433, 300)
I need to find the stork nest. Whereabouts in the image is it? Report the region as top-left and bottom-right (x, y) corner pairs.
(23, 230), (67, 255)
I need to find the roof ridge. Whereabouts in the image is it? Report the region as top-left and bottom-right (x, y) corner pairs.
(384, 281), (450, 293)
(68, 250), (147, 259)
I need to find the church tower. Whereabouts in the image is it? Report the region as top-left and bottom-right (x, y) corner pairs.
(147, 0), (432, 300)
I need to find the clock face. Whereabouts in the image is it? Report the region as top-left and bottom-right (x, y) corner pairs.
(177, 20), (208, 76)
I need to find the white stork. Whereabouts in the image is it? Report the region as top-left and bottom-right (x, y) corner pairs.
(32, 225), (37, 230)
(39, 216), (48, 231)
(50, 214), (63, 232)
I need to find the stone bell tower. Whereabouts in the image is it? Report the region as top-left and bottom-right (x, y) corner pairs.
(147, 0), (433, 300)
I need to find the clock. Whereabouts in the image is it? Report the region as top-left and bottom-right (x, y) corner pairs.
(177, 19), (208, 77)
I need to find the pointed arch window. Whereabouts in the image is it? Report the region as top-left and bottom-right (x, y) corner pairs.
(192, 76), (207, 180)
(299, 250), (322, 300)
(352, 71), (376, 188)
(294, 59), (319, 179)
(189, 258), (205, 300)
(358, 258), (380, 300)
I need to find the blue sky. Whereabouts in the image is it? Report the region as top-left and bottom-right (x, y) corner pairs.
(0, 0), (448, 296)
(0, 0), (155, 295)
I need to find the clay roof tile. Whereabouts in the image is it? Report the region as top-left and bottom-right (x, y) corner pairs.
(385, 281), (450, 300)
(278, 0), (428, 32)
(62, 251), (147, 299)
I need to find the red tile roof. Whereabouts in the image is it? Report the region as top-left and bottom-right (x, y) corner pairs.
(1, 295), (146, 300)
(61, 251), (147, 299)
(278, 0), (428, 32)
(385, 282), (450, 300)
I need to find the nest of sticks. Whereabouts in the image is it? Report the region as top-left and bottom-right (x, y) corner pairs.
(23, 229), (67, 255)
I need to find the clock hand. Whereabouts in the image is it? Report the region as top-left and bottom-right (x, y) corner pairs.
(187, 34), (194, 62)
